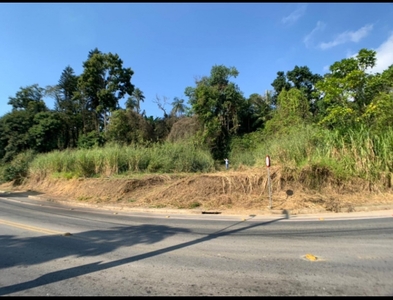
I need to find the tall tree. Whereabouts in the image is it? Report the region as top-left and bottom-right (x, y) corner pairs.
(132, 88), (145, 114)
(271, 66), (322, 117)
(75, 48), (135, 133)
(45, 66), (82, 148)
(185, 65), (245, 159)
(315, 48), (377, 130)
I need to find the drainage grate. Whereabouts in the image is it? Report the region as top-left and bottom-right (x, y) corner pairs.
(201, 211), (221, 214)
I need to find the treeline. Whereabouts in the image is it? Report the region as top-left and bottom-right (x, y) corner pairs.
(1, 47), (393, 184)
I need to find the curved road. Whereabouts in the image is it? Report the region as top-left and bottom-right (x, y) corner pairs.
(1, 193), (393, 296)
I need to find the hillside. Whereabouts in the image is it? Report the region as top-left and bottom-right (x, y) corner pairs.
(2, 166), (393, 215)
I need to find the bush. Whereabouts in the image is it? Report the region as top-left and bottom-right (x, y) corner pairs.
(1, 150), (36, 184)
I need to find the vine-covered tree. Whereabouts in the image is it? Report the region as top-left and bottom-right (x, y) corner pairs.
(264, 88), (310, 136)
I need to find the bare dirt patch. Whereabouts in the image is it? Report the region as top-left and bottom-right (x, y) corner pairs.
(1, 166), (393, 215)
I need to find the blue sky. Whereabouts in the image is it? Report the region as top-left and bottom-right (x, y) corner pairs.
(1, 3), (393, 118)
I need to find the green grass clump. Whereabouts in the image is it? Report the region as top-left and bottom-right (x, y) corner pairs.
(27, 141), (214, 179)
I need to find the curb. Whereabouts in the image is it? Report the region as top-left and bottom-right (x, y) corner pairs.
(22, 194), (393, 217)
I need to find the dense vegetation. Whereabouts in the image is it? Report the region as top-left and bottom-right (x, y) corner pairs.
(1, 47), (392, 190)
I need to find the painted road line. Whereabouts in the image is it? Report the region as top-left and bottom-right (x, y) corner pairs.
(0, 219), (69, 236)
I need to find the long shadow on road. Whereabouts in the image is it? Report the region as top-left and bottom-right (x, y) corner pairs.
(0, 216), (284, 295)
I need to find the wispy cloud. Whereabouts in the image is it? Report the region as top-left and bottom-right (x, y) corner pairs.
(282, 5), (307, 25)
(322, 65), (330, 73)
(370, 32), (393, 74)
(303, 21), (326, 48)
(318, 24), (373, 50)
(322, 33), (393, 75)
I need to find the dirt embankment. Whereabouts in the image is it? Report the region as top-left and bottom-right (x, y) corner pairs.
(2, 166), (393, 215)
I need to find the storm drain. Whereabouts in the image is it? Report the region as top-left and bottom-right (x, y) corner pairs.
(201, 211), (221, 214)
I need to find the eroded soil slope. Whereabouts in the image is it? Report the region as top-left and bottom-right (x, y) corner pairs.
(2, 166), (393, 215)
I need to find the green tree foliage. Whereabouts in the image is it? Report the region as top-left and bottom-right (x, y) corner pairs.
(8, 84), (47, 113)
(75, 48), (135, 134)
(77, 131), (106, 149)
(0, 110), (33, 162)
(271, 66), (322, 117)
(264, 88), (309, 136)
(316, 48), (377, 130)
(364, 65), (393, 102)
(105, 109), (153, 145)
(236, 91), (273, 134)
(1, 85), (48, 162)
(170, 97), (187, 117)
(1, 150), (35, 184)
(126, 87), (145, 114)
(45, 66), (82, 148)
(185, 65), (245, 159)
(270, 71), (291, 105)
(28, 112), (64, 153)
(362, 92), (393, 133)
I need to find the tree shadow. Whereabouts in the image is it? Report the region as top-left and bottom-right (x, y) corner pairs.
(0, 224), (191, 269)
(0, 216), (284, 295)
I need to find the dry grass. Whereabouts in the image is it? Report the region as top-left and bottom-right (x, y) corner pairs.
(2, 165), (393, 215)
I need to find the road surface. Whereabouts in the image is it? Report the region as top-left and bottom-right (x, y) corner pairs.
(1, 193), (393, 296)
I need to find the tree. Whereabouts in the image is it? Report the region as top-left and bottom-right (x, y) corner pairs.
(315, 48), (377, 130)
(45, 66), (82, 148)
(170, 97), (187, 117)
(125, 96), (137, 111)
(271, 71), (291, 105)
(250, 91), (273, 129)
(29, 111), (64, 153)
(133, 88), (145, 114)
(185, 65), (245, 159)
(105, 109), (133, 145)
(264, 88), (310, 136)
(153, 95), (170, 118)
(8, 84), (47, 113)
(271, 66), (322, 117)
(361, 65), (393, 132)
(105, 109), (153, 145)
(1, 85), (49, 161)
(0, 111), (33, 162)
(75, 48), (135, 134)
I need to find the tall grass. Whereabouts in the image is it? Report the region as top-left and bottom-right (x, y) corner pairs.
(6, 124), (393, 189)
(230, 123), (393, 186)
(29, 141), (215, 178)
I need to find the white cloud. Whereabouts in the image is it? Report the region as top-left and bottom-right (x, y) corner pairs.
(282, 5), (307, 25)
(370, 32), (393, 74)
(303, 21), (326, 48)
(321, 33), (393, 75)
(318, 24), (373, 50)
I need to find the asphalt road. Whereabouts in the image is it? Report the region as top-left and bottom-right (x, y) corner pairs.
(1, 194), (393, 296)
